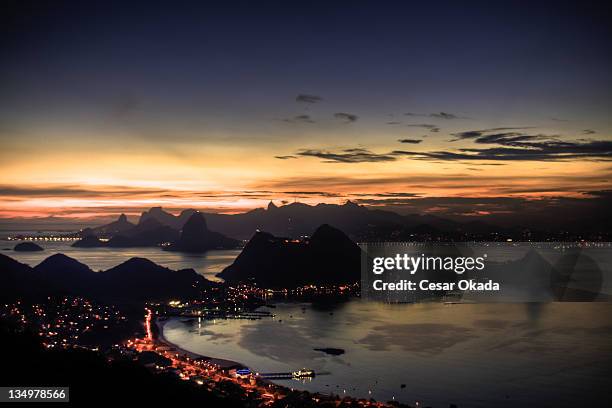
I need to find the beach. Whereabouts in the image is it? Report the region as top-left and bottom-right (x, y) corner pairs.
(155, 317), (245, 370)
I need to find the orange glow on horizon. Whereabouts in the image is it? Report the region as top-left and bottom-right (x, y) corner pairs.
(1, 125), (610, 221)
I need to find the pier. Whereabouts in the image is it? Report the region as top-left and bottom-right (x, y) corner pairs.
(257, 370), (315, 379)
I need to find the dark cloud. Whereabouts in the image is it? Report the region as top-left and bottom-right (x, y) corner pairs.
(410, 127), (612, 161)
(297, 148), (397, 163)
(472, 132), (552, 146)
(450, 127), (535, 141)
(429, 112), (459, 120)
(405, 112), (467, 120)
(392, 138), (612, 161)
(406, 123), (440, 132)
(386, 121), (402, 125)
(397, 138), (423, 144)
(295, 94), (323, 103)
(283, 114), (315, 123)
(333, 112), (358, 123)
(274, 155), (297, 160)
(583, 129), (596, 135)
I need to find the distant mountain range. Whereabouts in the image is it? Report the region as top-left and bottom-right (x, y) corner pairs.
(218, 224), (361, 287)
(0, 253), (212, 303)
(70, 200), (610, 250)
(74, 212), (238, 251)
(75, 201), (520, 243)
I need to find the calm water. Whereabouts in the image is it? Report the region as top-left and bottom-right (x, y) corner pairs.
(4, 236), (612, 406)
(1, 240), (240, 281)
(163, 301), (612, 407)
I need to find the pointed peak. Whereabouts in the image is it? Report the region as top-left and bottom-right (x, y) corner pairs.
(118, 213), (128, 222)
(267, 200), (278, 211)
(184, 211), (208, 229)
(344, 200), (359, 207)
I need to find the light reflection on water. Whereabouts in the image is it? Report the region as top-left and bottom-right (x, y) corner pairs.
(1, 241), (240, 281)
(163, 300), (612, 408)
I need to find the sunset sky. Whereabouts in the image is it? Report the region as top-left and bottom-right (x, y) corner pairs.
(1, 1), (611, 224)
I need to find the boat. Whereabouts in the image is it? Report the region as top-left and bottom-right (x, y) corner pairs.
(292, 369), (315, 378)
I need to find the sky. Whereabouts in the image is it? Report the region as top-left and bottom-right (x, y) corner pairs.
(1, 0), (611, 225)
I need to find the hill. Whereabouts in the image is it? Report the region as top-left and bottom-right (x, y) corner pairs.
(165, 212), (239, 252)
(217, 224), (361, 287)
(0, 253), (213, 303)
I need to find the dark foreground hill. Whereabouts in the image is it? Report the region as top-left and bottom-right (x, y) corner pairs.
(0, 253), (212, 303)
(101, 257), (213, 300)
(0, 254), (48, 299)
(0, 320), (243, 407)
(218, 224), (361, 287)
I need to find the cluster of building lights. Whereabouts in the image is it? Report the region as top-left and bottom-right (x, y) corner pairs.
(6, 236), (79, 241)
(1, 297), (126, 350)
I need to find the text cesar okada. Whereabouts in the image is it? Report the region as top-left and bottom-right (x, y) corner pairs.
(371, 254), (500, 292)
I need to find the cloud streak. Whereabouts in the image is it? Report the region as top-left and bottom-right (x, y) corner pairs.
(297, 148), (396, 163)
(405, 112), (468, 120)
(417, 128), (612, 161)
(392, 139), (612, 161)
(450, 127), (536, 141)
(406, 123), (440, 132)
(296, 94), (323, 103)
(283, 114), (315, 124)
(334, 112), (359, 123)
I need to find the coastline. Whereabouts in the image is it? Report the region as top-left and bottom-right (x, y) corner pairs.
(155, 317), (245, 370)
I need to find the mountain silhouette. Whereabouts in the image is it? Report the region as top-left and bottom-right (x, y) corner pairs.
(193, 201), (482, 240)
(34, 253), (97, 293)
(140, 207), (196, 230)
(0, 254), (46, 301)
(73, 201), (523, 247)
(0, 253), (213, 303)
(14, 242), (44, 251)
(72, 235), (105, 247)
(108, 218), (179, 247)
(218, 224), (361, 287)
(165, 212), (239, 252)
(89, 213), (134, 236)
(81, 202), (459, 241)
(100, 257), (209, 301)
(72, 217), (180, 248)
